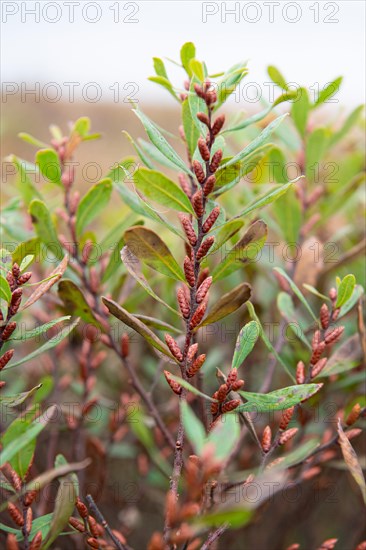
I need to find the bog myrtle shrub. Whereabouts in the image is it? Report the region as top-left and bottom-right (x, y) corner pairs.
(0, 43), (365, 549)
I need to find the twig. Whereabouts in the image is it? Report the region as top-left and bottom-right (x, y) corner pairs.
(200, 524), (228, 549)
(86, 494), (129, 550)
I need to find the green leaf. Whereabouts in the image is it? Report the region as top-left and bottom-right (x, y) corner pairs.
(124, 226), (185, 281)
(0, 275), (12, 304)
(18, 132), (48, 148)
(75, 178), (112, 237)
(233, 179), (302, 220)
(181, 402), (206, 455)
(188, 75), (208, 136)
(198, 282), (251, 327)
(302, 284), (330, 301)
(220, 114), (288, 170)
(216, 61), (248, 108)
(335, 274), (356, 308)
(337, 419), (366, 505)
(7, 156), (42, 206)
(133, 108), (192, 175)
(277, 292), (311, 348)
(196, 508), (252, 529)
(122, 132), (154, 168)
(180, 42), (196, 76)
(267, 65), (288, 90)
(137, 138), (180, 171)
(148, 76), (178, 101)
(291, 87), (310, 136)
(121, 246), (180, 316)
(35, 148), (61, 185)
(329, 105), (364, 147)
(134, 314), (181, 334)
(339, 285), (364, 318)
(1, 414), (36, 478)
(246, 302), (294, 381)
(189, 58), (205, 82)
(102, 297), (176, 361)
(9, 316), (71, 341)
(209, 219), (244, 254)
(314, 76), (343, 108)
(207, 413), (240, 461)
(4, 319), (80, 370)
(153, 57), (168, 78)
(232, 321), (260, 369)
(212, 220), (267, 281)
(237, 384), (322, 413)
(274, 268), (319, 323)
(169, 375), (217, 402)
(182, 98), (200, 157)
(132, 168), (195, 214)
(42, 475), (77, 549)
(29, 199), (62, 259)
(305, 128), (329, 181)
(0, 406), (56, 468)
(12, 238), (40, 267)
(320, 335), (362, 377)
(22, 255), (68, 310)
(58, 280), (102, 328)
(0, 384), (42, 409)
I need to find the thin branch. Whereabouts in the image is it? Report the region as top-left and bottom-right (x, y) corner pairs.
(200, 524), (228, 550)
(86, 494), (129, 550)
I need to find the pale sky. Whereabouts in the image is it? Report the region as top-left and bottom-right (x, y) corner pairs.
(1, 1), (365, 108)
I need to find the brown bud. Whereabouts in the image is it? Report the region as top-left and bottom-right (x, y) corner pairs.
(197, 112), (210, 126)
(345, 428), (362, 441)
(356, 542), (366, 550)
(24, 490), (38, 507)
(197, 236), (215, 261)
(12, 263), (20, 279)
(6, 272), (16, 291)
(165, 490), (178, 526)
(0, 349), (14, 370)
(332, 308), (340, 321)
(148, 531), (165, 550)
(1, 322), (17, 341)
(193, 160), (206, 184)
(198, 137), (211, 161)
(178, 173), (192, 197)
(179, 214), (197, 246)
(222, 399), (240, 413)
(165, 334), (183, 362)
(7, 503), (24, 526)
(346, 403), (361, 426)
(88, 515), (99, 538)
(25, 507), (32, 534)
(9, 288), (22, 315)
(227, 368), (238, 385)
(192, 190), (204, 217)
(194, 84), (205, 98)
(17, 272), (32, 285)
(197, 267), (210, 287)
(296, 361), (305, 384)
(329, 287), (337, 301)
(206, 90), (217, 105)
(231, 379), (245, 391)
(75, 497), (88, 518)
(217, 383), (229, 402)
(187, 354), (206, 377)
(187, 343), (198, 362)
(86, 538), (99, 549)
(280, 407), (295, 431)
(29, 533), (42, 550)
(203, 175), (216, 196)
(189, 300), (207, 329)
(212, 114), (225, 136)
(177, 287), (190, 318)
(210, 150), (223, 172)
(196, 276), (212, 303)
(310, 341), (326, 365)
(312, 329), (321, 349)
(164, 370), (182, 395)
(6, 533), (19, 550)
(279, 427), (298, 445)
(311, 357), (328, 378)
(324, 326), (344, 345)
(320, 303), (330, 329)
(69, 517), (86, 532)
(211, 400), (219, 416)
(262, 426), (272, 452)
(121, 333), (129, 358)
(184, 256), (196, 287)
(318, 539), (338, 550)
(202, 207), (220, 233)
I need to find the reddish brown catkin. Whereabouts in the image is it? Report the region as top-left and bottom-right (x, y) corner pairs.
(320, 303), (330, 329)
(217, 383), (229, 402)
(69, 517), (86, 532)
(209, 150), (223, 172)
(121, 333), (129, 358)
(279, 428), (298, 445)
(179, 215), (197, 246)
(196, 277), (212, 303)
(187, 354), (206, 377)
(1, 322), (17, 341)
(0, 349), (14, 370)
(178, 173), (191, 197)
(203, 175), (216, 196)
(29, 533), (42, 550)
(165, 334), (183, 362)
(184, 256), (195, 287)
(197, 112), (210, 126)
(324, 326), (344, 345)
(222, 399), (240, 413)
(192, 190), (204, 217)
(262, 426), (272, 452)
(196, 237), (215, 260)
(346, 403), (361, 426)
(7, 503), (24, 526)
(164, 371), (182, 395)
(177, 288), (190, 318)
(198, 137), (211, 161)
(212, 114), (225, 136)
(192, 160), (206, 183)
(202, 207), (220, 232)
(280, 407), (295, 430)
(189, 301), (207, 329)
(187, 343), (198, 362)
